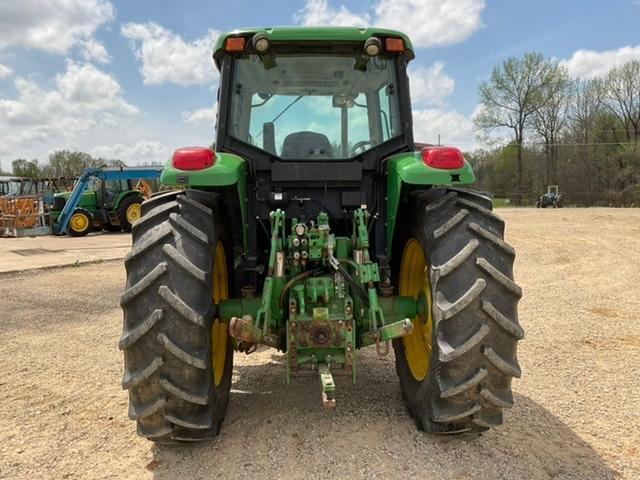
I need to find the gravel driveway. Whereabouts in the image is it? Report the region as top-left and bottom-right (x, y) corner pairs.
(0, 208), (638, 479)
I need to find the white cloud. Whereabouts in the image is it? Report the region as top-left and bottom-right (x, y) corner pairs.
(412, 108), (476, 150)
(182, 105), (217, 126)
(81, 39), (110, 64)
(0, 0), (114, 54)
(0, 61), (138, 157)
(55, 61), (138, 114)
(294, 0), (370, 26)
(409, 62), (455, 106)
(375, 0), (485, 48)
(294, 0), (485, 48)
(560, 45), (640, 78)
(121, 22), (220, 86)
(91, 140), (170, 163)
(0, 63), (12, 78)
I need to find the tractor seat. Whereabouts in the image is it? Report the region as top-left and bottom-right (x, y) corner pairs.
(280, 131), (333, 159)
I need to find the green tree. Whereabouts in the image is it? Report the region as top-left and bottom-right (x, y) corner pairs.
(533, 64), (571, 185)
(605, 60), (640, 144)
(475, 52), (557, 204)
(42, 150), (103, 178)
(11, 158), (41, 177)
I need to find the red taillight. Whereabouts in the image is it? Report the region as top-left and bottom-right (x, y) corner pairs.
(172, 147), (215, 170)
(421, 146), (464, 170)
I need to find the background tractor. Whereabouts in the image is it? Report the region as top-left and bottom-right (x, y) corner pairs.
(51, 167), (161, 236)
(536, 185), (562, 208)
(120, 27), (523, 442)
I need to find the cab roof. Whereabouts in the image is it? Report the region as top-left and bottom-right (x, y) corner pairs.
(213, 26), (415, 69)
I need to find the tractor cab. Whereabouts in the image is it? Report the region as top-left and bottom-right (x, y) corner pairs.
(224, 45), (407, 160)
(0, 177), (21, 196)
(210, 29), (417, 234)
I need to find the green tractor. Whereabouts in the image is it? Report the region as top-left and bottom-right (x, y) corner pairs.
(51, 175), (148, 236)
(120, 27), (523, 442)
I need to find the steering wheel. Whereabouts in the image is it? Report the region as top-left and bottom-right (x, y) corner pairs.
(350, 140), (374, 155)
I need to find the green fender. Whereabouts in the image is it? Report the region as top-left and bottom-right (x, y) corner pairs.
(161, 152), (248, 250)
(113, 190), (143, 209)
(385, 151), (476, 254)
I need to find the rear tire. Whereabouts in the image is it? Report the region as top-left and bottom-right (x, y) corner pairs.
(393, 187), (523, 434)
(118, 195), (143, 232)
(120, 190), (233, 442)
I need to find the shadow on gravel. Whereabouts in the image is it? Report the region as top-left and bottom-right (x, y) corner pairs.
(149, 357), (619, 480)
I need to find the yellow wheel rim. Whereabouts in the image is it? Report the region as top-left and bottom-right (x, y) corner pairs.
(212, 241), (229, 386)
(399, 239), (433, 381)
(126, 203), (141, 223)
(70, 212), (89, 232)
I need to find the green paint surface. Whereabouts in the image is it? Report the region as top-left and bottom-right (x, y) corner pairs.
(213, 26), (415, 68)
(385, 151), (476, 253)
(161, 152), (248, 250)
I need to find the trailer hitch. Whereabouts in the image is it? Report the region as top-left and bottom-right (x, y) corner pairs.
(318, 363), (336, 408)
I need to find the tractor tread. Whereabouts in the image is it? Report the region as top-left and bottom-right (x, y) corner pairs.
(141, 190), (182, 213)
(120, 263), (168, 307)
(158, 285), (206, 328)
(433, 209), (469, 240)
(122, 356), (163, 390)
(456, 197), (502, 223)
(481, 300), (524, 339)
(134, 201), (179, 231)
(165, 413), (212, 430)
(435, 279), (486, 320)
(128, 396), (166, 420)
(137, 422), (172, 439)
(483, 346), (522, 378)
(159, 376), (209, 406)
(424, 191), (457, 213)
(432, 401), (481, 423)
(394, 187), (522, 434)
(480, 387), (513, 409)
(438, 323), (489, 362)
(476, 258), (522, 297)
(121, 190), (233, 443)
(434, 238), (479, 277)
(468, 222), (515, 256)
(157, 332), (207, 369)
(119, 309), (164, 350)
(177, 194), (214, 216)
(440, 368), (487, 399)
(472, 410), (502, 428)
(162, 244), (207, 283)
(169, 213), (209, 245)
(125, 224), (172, 264)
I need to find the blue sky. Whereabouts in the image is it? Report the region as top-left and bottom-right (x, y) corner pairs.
(1, 0), (639, 171)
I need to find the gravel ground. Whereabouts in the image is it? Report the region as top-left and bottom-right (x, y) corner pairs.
(0, 207), (638, 480)
(0, 231), (131, 273)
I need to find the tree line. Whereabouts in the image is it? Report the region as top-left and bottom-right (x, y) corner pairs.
(472, 53), (639, 206)
(9, 151), (125, 179)
(8, 151), (164, 179)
